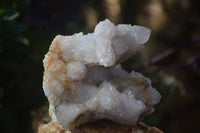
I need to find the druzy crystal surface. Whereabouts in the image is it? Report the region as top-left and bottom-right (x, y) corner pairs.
(43, 19), (161, 130)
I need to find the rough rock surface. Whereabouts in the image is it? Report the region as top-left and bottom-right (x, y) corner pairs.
(43, 19), (161, 130)
(38, 121), (163, 133)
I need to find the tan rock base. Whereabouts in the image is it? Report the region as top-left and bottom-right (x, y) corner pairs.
(37, 120), (163, 133)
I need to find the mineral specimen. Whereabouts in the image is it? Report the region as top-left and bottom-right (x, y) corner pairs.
(43, 19), (161, 130)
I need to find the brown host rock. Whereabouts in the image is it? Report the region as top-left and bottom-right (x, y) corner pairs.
(37, 121), (163, 133)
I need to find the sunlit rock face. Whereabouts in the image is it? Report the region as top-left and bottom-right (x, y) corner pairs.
(43, 19), (161, 130)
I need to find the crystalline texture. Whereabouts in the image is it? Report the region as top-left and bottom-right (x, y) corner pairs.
(43, 19), (161, 130)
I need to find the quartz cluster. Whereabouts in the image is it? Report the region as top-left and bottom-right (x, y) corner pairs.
(43, 19), (161, 130)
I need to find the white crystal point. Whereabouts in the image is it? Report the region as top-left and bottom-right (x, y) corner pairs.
(132, 25), (151, 44)
(42, 19), (160, 130)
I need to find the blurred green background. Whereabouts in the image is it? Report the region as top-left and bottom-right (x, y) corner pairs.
(0, 0), (200, 133)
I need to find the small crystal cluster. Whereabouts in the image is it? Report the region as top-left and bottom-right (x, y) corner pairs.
(43, 19), (161, 130)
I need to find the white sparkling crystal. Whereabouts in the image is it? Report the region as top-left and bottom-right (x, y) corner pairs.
(43, 19), (161, 130)
(66, 61), (86, 80)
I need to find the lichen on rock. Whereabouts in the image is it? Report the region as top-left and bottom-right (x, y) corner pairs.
(43, 19), (161, 130)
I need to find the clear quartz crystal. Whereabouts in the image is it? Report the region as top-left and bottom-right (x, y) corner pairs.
(43, 19), (161, 130)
